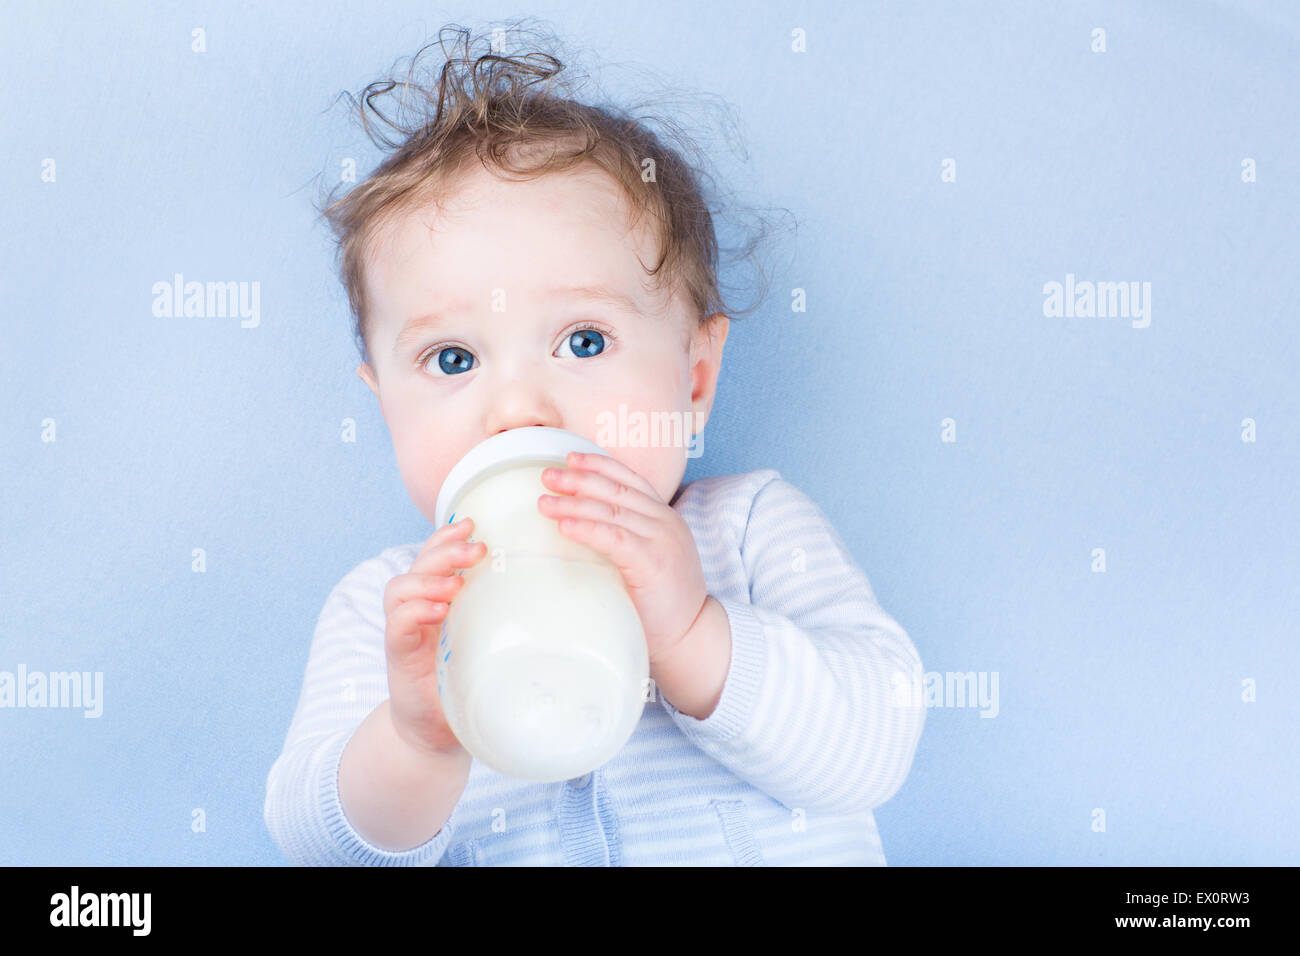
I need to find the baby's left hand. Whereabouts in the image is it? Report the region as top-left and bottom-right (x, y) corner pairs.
(538, 451), (707, 666)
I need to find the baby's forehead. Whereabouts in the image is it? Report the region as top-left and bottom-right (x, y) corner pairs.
(393, 158), (616, 214)
(365, 168), (677, 310)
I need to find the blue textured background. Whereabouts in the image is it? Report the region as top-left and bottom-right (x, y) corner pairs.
(2, 0), (1296, 865)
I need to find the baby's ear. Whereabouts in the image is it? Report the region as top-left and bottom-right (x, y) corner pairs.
(708, 313), (729, 355)
(356, 363), (381, 400)
(693, 312), (729, 361)
(688, 313), (730, 425)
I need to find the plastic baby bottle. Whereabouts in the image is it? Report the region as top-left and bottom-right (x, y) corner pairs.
(433, 426), (649, 782)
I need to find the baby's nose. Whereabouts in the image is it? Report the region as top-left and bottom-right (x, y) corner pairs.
(493, 421), (553, 436)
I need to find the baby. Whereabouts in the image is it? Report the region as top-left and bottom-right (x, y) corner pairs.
(264, 24), (926, 866)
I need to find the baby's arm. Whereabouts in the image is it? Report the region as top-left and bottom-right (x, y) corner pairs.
(661, 473), (926, 815)
(263, 551), (466, 865)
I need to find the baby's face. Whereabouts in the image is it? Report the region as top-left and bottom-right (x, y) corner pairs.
(357, 162), (728, 526)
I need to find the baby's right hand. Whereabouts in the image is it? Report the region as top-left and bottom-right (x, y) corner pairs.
(382, 517), (487, 759)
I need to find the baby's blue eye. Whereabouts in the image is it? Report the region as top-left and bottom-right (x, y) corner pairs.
(565, 329), (605, 358)
(425, 328), (607, 376)
(435, 347), (474, 375)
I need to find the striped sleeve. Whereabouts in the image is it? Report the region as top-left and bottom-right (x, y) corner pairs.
(263, 548), (465, 865)
(660, 474), (927, 814)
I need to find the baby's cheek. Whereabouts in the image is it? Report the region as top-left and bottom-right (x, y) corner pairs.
(617, 448), (685, 505)
(392, 435), (446, 522)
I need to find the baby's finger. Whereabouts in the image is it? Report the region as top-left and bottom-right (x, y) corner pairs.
(406, 538), (488, 580)
(562, 451), (663, 504)
(412, 517), (475, 563)
(385, 598), (450, 661)
(383, 571), (465, 618)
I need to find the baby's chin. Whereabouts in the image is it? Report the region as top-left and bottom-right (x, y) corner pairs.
(404, 484), (446, 529)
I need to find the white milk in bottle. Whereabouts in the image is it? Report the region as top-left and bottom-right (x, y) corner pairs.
(433, 427), (649, 782)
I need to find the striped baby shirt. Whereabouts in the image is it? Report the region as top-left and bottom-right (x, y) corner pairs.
(264, 468), (926, 865)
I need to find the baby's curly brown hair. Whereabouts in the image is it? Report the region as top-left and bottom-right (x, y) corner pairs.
(316, 18), (791, 366)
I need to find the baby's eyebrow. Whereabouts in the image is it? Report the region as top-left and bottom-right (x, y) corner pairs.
(393, 284), (645, 355)
(548, 284), (644, 318)
(394, 311), (457, 354)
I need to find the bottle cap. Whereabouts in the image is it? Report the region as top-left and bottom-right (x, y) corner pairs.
(434, 426), (610, 528)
